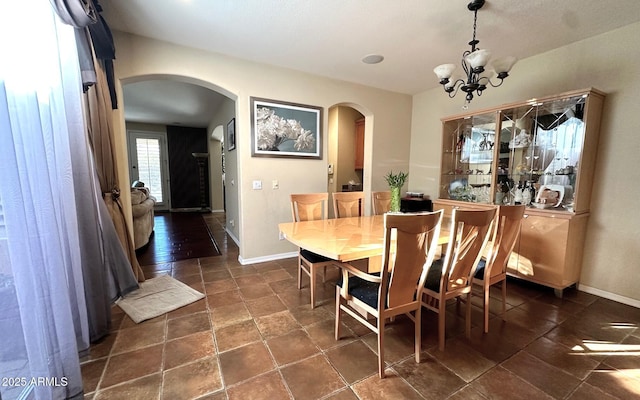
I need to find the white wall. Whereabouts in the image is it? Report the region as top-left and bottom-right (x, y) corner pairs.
(111, 32), (412, 263)
(206, 97), (235, 215)
(410, 22), (640, 303)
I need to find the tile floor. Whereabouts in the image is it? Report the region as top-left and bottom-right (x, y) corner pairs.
(81, 213), (640, 399)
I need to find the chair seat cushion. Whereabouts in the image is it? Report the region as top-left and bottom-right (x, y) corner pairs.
(474, 259), (487, 279)
(336, 272), (382, 309)
(424, 259), (444, 293)
(300, 249), (333, 263)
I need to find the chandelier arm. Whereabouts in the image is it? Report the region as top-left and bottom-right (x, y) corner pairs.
(444, 79), (465, 98)
(485, 77), (505, 88)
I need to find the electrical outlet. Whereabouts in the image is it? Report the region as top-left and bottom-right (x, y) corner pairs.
(278, 230), (285, 240)
(229, 219), (234, 227)
(252, 180), (262, 190)
(272, 180), (279, 190)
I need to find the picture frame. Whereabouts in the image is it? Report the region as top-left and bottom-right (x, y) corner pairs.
(227, 118), (236, 151)
(250, 97), (322, 159)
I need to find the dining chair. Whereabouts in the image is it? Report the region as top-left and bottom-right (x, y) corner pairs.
(290, 193), (337, 308)
(371, 191), (392, 215)
(473, 204), (525, 333)
(332, 191), (365, 218)
(421, 208), (496, 351)
(335, 210), (444, 378)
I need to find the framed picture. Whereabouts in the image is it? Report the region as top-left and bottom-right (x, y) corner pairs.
(250, 97), (322, 159)
(227, 118), (236, 151)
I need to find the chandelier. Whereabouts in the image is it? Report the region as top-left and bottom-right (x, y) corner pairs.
(433, 0), (516, 104)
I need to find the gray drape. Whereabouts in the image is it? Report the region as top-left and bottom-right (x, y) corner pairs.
(49, 0), (141, 343)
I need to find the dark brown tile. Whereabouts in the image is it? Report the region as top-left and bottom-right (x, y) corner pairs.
(162, 356), (223, 399)
(93, 373), (162, 400)
(164, 330), (215, 370)
(218, 342), (275, 386)
(267, 329), (320, 366)
(324, 388), (359, 400)
(205, 278), (238, 294)
(167, 312), (211, 340)
(326, 340), (379, 383)
(469, 366), (554, 399)
(289, 304), (334, 326)
(85, 334), (117, 360)
(202, 269), (232, 282)
(228, 265), (257, 277)
(502, 350), (581, 398)
(234, 274), (265, 287)
(207, 289), (243, 309)
(210, 302), (252, 329)
(216, 320), (262, 352)
(255, 310), (301, 339)
(226, 371), (290, 400)
(100, 344), (163, 389)
(260, 268), (292, 283)
(524, 336), (601, 379)
(351, 370), (423, 400)
(428, 337), (496, 382)
(280, 355), (345, 400)
(245, 295), (287, 317)
(167, 297), (207, 319)
(269, 278), (297, 294)
(239, 282), (275, 300)
(567, 382), (620, 400)
(584, 363), (640, 399)
(307, 319), (355, 350)
(81, 358), (107, 394)
(394, 353), (466, 400)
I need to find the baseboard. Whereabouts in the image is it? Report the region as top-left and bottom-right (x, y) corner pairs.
(239, 252), (298, 265)
(225, 228), (240, 247)
(578, 284), (640, 309)
(210, 209), (225, 213)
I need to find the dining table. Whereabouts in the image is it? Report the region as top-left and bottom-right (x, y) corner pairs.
(278, 214), (451, 271)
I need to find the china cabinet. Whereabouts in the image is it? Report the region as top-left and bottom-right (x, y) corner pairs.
(435, 88), (605, 293)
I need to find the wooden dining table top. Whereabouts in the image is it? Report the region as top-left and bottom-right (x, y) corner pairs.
(278, 214), (450, 262)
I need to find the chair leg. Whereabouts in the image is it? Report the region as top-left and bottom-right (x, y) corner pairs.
(334, 286), (342, 340)
(484, 284), (490, 333)
(297, 256), (303, 290)
(310, 265), (317, 308)
(378, 316), (386, 378)
(438, 299), (446, 352)
(414, 308), (422, 363)
(465, 292), (472, 338)
(501, 280), (507, 319)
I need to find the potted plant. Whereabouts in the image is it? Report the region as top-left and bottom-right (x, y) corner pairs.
(384, 170), (408, 212)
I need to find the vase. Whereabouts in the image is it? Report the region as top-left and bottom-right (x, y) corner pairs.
(390, 186), (401, 212)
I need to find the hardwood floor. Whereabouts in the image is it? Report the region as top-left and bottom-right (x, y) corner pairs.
(81, 212), (640, 399)
(136, 212), (220, 266)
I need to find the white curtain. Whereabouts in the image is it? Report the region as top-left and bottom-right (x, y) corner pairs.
(0, 2), (91, 399)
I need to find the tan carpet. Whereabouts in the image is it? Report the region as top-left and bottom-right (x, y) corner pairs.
(116, 274), (205, 323)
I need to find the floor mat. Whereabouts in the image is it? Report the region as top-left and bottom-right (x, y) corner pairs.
(116, 274), (205, 323)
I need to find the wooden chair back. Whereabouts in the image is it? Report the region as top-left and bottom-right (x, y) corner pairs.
(372, 191), (391, 215)
(332, 191), (365, 218)
(484, 205), (525, 279)
(440, 208), (496, 293)
(290, 193), (329, 222)
(383, 211), (444, 308)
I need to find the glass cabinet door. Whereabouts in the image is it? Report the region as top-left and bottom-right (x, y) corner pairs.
(440, 111), (497, 204)
(497, 94), (587, 211)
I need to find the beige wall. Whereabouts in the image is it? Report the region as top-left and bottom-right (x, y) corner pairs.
(111, 32), (412, 263)
(206, 97), (235, 214)
(410, 22), (640, 304)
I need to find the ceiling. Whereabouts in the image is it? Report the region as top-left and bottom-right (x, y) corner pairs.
(101, 0), (640, 128)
